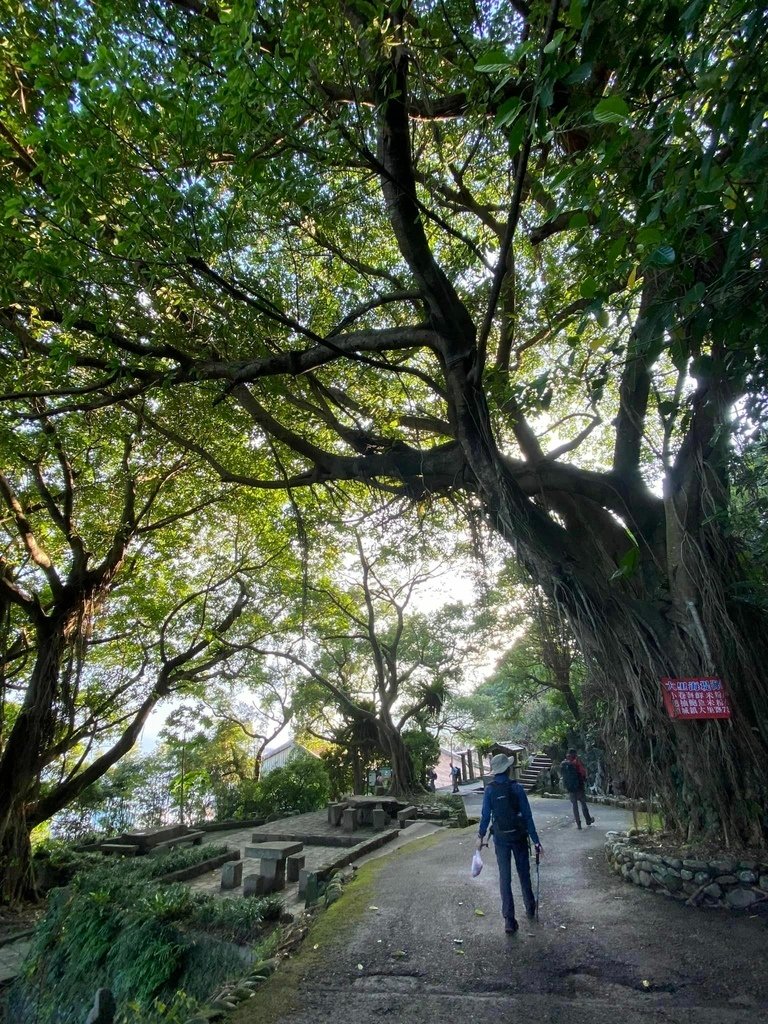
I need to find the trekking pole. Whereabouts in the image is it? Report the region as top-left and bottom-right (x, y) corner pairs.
(535, 845), (541, 921)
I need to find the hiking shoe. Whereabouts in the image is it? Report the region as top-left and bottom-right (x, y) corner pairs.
(526, 903), (537, 920)
(505, 918), (519, 934)
(576, 823), (583, 830)
(586, 817), (595, 826)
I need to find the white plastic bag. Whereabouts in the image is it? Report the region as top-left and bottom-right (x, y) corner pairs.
(471, 850), (484, 877)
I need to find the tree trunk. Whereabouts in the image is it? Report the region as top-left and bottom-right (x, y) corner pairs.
(0, 627), (65, 904)
(0, 803), (35, 904)
(444, 366), (768, 849)
(377, 721), (417, 797)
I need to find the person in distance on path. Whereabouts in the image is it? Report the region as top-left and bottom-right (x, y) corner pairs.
(475, 753), (543, 934)
(560, 747), (594, 829)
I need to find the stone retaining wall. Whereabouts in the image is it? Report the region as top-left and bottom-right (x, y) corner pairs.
(157, 849), (239, 884)
(605, 831), (768, 909)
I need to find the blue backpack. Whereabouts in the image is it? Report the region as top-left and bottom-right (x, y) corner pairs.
(488, 778), (528, 842)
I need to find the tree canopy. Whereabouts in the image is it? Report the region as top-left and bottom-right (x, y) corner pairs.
(2, 0), (768, 871)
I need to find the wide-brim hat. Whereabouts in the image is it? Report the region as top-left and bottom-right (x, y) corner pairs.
(489, 753), (513, 774)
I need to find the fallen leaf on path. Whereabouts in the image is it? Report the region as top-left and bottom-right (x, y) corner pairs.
(455, 949), (465, 955)
(357, 964), (364, 971)
(642, 980), (651, 990)
(559, 924), (567, 930)
(453, 938), (463, 944)
(368, 906), (379, 911)
(474, 909), (485, 916)
(392, 950), (408, 959)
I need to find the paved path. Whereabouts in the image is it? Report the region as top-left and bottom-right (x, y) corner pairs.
(232, 796), (768, 1024)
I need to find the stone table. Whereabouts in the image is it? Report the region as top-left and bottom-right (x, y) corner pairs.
(243, 840), (304, 892)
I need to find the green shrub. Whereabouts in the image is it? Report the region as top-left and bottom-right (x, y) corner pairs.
(188, 892), (283, 943)
(10, 853), (282, 1024)
(255, 753), (331, 817)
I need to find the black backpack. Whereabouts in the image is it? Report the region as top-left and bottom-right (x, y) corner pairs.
(560, 759), (580, 792)
(488, 779), (528, 841)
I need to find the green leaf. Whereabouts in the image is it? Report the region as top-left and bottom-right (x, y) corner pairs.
(593, 96), (630, 124)
(580, 278), (597, 299)
(649, 244), (676, 267)
(475, 50), (512, 73)
(543, 30), (565, 54)
(636, 226), (662, 247)
(495, 96), (522, 129)
(568, 211), (590, 229)
(505, 117), (526, 155)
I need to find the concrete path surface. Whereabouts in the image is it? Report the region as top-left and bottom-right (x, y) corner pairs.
(232, 795), (768, 1024)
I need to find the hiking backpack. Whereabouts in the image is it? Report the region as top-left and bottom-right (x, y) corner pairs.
(560, 759), (581, 792)
(488, 779), (528, 842)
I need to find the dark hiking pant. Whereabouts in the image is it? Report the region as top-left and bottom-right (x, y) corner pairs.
(569, 786), (593, 827)
(494, 839), (535, 924)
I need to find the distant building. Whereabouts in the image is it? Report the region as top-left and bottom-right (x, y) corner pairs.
(260, 739), (319, 776)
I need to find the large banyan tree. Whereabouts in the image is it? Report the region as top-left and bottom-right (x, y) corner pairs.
(1, 0), (767, 852)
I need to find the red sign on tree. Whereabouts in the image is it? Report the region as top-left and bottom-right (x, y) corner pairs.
(660, 677), (732, 719)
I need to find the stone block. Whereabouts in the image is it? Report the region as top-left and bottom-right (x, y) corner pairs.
(260, 858), (286, 892)
(328, 802), (347, 826)
(680, 870), (694, 881)
(725, 888), (758, 909)
(738, 861), (758, 872)
(663, 872), (683, 892)
(298, 867), (315, 898)
(709, 858), (737, 874)
(220, 860), (243, 890)
(738, 870), (757, 885)
(287, 853), (305, 883)
(759, 875), (768, 892)
(246, 841), (303, 860)
(341, 808), (358, 833)
(397, 805), (416, 828)
(243, 873), (266, 897)
(715, 874), (738, 885)
(372, 808), (389, 830)
(85, 988), (116, 1024)
(683, 859), (709, 871)
(662, 857), (683, 870)
(694, 871), (711, 886)
(703, 883), (723, 900)
(638, 870), (652, 887)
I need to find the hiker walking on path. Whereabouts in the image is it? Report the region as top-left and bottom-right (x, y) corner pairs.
(476, 753), (543, 934)
(560, 747), (594, 829)
(451, 765), (461, 793)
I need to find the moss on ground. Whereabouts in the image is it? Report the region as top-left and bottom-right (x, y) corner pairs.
(231, 830), (447, 1024)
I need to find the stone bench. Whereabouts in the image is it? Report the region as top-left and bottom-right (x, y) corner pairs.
(371, 808), (390, 830)
(146, 831), (205, 855)
(220, 860), (243, 890)
(101, 844), (139, 856)
(341, 807), (358, 833)
(244, 873), (266, 897)
(397, 806), (417, 828)
(244, 840), (304, 893)
(327, 801), (348, 826)
(287, 853), (306, 883)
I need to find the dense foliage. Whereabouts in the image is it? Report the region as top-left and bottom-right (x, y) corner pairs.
(6, 856), (282, 1024)
(1, 0), (767, 875)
